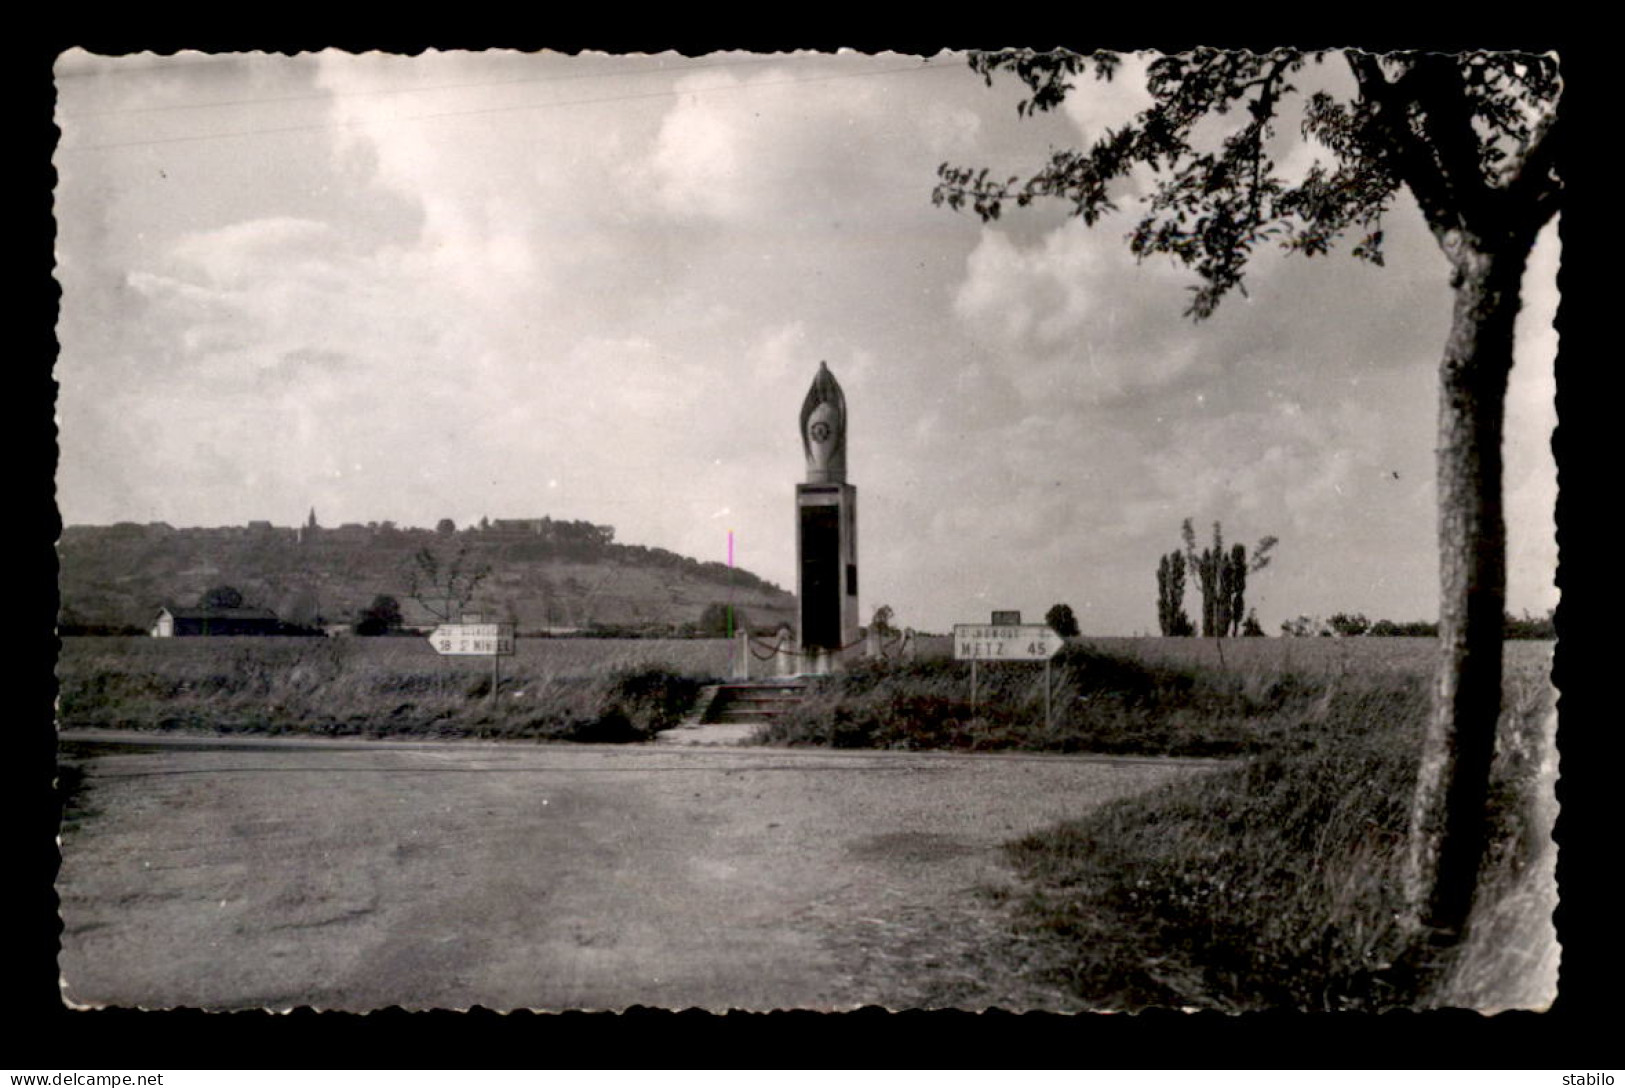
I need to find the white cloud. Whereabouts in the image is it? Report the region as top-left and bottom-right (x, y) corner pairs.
(1061, 52), (1155, 138)
(953, 219), (1200, 395)
(169, 217), (339, 285)
(650, 72), (751, 219)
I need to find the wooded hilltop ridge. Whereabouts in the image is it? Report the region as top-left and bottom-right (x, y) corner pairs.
(58, 516), (795, 636)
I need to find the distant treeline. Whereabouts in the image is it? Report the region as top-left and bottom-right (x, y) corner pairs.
(60, 518), (785, 598)
(1280, 609), (1556, 639)
(57, 621), (329, 638)
(59, 625), (747, 640)
(58, 516), (794, 633)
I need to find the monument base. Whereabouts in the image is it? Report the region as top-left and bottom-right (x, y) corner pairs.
(796, 481), (859, 672)
(799, 647), (839, 677)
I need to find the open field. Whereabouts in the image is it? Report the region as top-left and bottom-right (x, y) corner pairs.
(766, 637), (1552, 757)
(57, 633), (1552, 751)
(56, 636), (735, 740)
(913, 633), (1547, 675)
(59, 634), (737, 680)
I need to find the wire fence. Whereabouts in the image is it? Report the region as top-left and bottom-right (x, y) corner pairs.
(735, 627), (917, 676)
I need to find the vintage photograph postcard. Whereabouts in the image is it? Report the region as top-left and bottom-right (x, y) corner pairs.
(52, 48), (1560, 1014)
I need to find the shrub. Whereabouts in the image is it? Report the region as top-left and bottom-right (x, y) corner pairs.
(600, 665), (702, 737)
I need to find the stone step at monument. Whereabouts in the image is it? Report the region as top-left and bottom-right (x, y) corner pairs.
(680, 685), (724, 727)
(713, 710), (789, 725)
(702, 682), (808, 723)
(707, 709), (799, 724)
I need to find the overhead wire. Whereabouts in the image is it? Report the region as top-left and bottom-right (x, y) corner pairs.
(58, 53), (811, 119)
(58, 57), (962, 154)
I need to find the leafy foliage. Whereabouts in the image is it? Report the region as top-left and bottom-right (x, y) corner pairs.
(1156, 552), (1194, 636)
(935, 49), (1560, 318)
(871, 604), (897, 636)
(1045, 602), (1081, 638)
(355, 595), (402, 636)
(697, 601), (748, 638)
(1329, 612), (1374, 637)
(1369, 619), (1441, 638)
(1503, 609), (1556, 640)
(1179, 519), (1275, 637)
(1288, 612), (1552, 639)
(1281, 615), (1324, 638)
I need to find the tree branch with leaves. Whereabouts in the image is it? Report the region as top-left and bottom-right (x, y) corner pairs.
(937, 48), (1560, 954)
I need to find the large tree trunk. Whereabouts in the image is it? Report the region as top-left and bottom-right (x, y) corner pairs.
(1402, 232), (1530, 942)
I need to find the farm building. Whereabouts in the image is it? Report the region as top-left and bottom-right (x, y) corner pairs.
(150, 606), (283, 637)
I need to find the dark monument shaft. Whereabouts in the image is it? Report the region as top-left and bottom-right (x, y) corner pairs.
(795, 362), (859, 673)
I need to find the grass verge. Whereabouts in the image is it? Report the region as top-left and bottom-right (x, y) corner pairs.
(997, 647), (1554, 1011)
(56, 637), (709, 743)
(758, 642), (1336, 756)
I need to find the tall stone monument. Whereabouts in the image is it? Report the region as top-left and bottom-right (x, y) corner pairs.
(796, 362), (859, 674)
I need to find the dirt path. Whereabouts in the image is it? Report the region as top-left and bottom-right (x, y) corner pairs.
(56, 732), (1221, 1012)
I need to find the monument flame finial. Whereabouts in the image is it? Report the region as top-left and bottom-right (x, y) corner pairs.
(799, 360), (847, 484)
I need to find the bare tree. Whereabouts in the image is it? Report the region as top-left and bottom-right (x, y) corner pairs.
(407, 543), (491, 623)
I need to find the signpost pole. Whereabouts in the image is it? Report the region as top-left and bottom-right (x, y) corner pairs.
(1044, 658), (1051, 730)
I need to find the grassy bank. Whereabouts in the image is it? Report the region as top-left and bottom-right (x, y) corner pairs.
(56, 636), (721, 742)
(996, 644), (1554, 1011)
(759, 636), (1554, 1010)
(757, 639), (1451, 757)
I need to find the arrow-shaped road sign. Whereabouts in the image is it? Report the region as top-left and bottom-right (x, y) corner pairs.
(952, 623), (1065, 661)
(428, 623), (515, 656)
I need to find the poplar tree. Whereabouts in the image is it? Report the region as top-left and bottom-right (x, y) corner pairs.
(1156, 549), (1192, 636)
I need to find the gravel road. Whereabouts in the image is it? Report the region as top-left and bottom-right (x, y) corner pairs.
(56, 731), (1221, 1012)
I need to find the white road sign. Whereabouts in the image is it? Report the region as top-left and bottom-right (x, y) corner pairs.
(953, 623), (1065, 661)
(429, 623), (516, 656)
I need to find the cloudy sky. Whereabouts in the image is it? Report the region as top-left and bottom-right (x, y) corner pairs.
(53, 49), (1559, 636)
